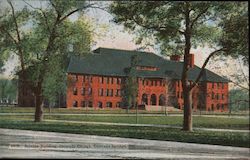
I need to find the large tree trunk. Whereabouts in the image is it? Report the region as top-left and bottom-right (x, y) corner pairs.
(34, 82), (43, 122)
(183, 88), (193, 131)
(182, 2), (193, 131)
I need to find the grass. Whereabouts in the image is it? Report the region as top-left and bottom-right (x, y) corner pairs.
(0, 114), (249, 130)
(0, 106), (174, 114)
(0, 106), (249, 116)
(0, 118), (249, 148)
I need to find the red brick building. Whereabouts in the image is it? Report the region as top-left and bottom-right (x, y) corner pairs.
(67, 48), (229, 112)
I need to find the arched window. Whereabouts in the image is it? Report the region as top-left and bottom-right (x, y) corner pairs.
(81, 101), (85, 107)
(142, 94), (148, 105)
(98, 102), (102, 108)
(221, 104), (224, 110)
(106, 102), (112, 108)
(159, 94), (166, 106)
(116, 102), (121, 108)
(150, 94), (157, 105)
(88, 101), (93, 107)
(73, 100), (78, 107)
(216, 104), (220, 110)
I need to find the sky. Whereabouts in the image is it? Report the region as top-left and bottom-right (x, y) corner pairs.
(0, 1), (249, 89)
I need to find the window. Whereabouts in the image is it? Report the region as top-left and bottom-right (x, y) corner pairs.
(116, 89), (121, 97)
(88, 88), (92, 95)
(107, 77), (109, 84)
(81, 101), (85, 107)
(177, 91), (179, 98)
(73, 88), (77, 95)
(116, 102), (121, 108)
(83, 75), (85, 82)
(160, 80), (162, 86)
(151, 80), (153, 86)
(216, 104), (220, 110)
(217, 93), (219, 100)
(221, 104), (224, 110)
(110, 89), (113, 97)
(146, 80), (148, 86)
(211, 104), (214, 111)
(73, 75), (78, 82)
(181, 92), (183, 99)
(99, 88), (103, 96)
(106, 102), (112, 108)
(90, 76), (92, 83)
(222, 94), (224, 100)
(111, 78), (113, 84)
(98, 102), (102, 108)
(142, 80), (145, 85)
(104, 77), (106, 84)
(81, 88), (85, 96)
(117, 78), (120, 84)
(212, 83), (214, 89)
(116, 89), (119, 96)
(73, 100), (78, 107)
(101, 77), (104, 84)
(217, 83), (220, 88)
(212, 92), (215, 99)
(155, 80), (158, 86)
(222, 83), (224, 89)
(88, 101), (93, 107)
(106, 89), (109, 96)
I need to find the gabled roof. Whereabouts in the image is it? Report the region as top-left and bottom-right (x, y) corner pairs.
(67, 47), (229, 83)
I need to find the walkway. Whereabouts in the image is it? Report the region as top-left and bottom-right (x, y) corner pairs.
(0, 128), (249, 159)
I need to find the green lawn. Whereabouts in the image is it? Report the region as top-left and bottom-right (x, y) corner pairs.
(0, 118), (248, 148)
(1, 114), (249, 130)
(0, 106), (249, 116)
(0, 107), (173, 114)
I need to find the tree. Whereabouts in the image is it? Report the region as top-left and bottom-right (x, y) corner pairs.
(0, 78), (17, 102)
(0, 0), (97, 122)
(109, 1), (248, 131)
(123, 55), (139, 114)
(229, 89), (249, 112)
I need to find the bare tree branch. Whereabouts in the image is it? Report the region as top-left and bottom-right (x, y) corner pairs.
(190, 6), (210, 29)
(23, 0), (52, 33)
(229, 79), (249, 91)
(7, 0), (25, 72)
(0, 26), (18, 45)
(190, 48), (227, 90)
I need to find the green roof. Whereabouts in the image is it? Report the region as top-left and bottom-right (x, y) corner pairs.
(67, 47), (229, 83)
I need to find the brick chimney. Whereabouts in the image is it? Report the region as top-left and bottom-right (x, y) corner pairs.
(187, 53), (194, 68)
(170, 55), (181, 61)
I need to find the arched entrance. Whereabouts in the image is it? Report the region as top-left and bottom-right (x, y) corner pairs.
(98, 101), (102, 108)
(159, 94), (166, 106)
(142, 94), (148, 105)
(150, 94), (157, 105)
